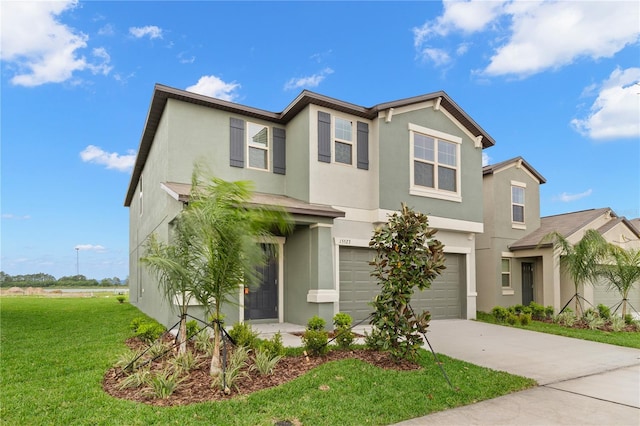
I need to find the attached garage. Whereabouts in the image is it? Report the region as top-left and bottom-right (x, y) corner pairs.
(593, 283), (640, 315)
(339, 247), (466, 322)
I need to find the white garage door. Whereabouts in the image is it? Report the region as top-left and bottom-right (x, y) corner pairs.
(593, 283), (640, 315)
(339, 247), (465, 322)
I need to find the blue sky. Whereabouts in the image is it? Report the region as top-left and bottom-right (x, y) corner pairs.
(2, 0), (639, 281)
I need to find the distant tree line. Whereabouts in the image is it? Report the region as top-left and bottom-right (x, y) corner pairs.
(0, 272), (128, 288)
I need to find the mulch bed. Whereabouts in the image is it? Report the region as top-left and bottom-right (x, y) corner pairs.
(103, 336), (420, 406)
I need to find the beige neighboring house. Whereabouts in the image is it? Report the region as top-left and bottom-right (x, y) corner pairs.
(477, 156), (640, 316)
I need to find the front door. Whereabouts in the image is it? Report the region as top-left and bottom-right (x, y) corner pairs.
(244, 244), (278, 320)
(522, 262), (534, 306)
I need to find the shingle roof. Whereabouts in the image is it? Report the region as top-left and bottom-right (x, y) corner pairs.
(125, 84), (496, 206)
(509, 208), (612, 250)
(483, 156), (546, 183)
(161, 182), (345, 219)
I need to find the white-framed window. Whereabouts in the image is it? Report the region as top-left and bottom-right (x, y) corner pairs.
(334, 116), (353, 165)
(409, 123), (461, 202)
(247, 122), (269, 170)
(501, 258), (511, 288)
(511, 183), (525, 225)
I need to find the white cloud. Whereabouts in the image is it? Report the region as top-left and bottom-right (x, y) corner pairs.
(75, 244), (106, 252)
(1, 214), (31, 220)
(553, 189), (593, 202)
(129, 25), (163, 39)
(80, 145), (136, 172)
(284, 68), (334, 91)
(0, 0), (112, 87)
(416, 48), (451, 67)
(571, 67), (640, 140)
(185, 75), (240, 101)
(413, 0), (640, 78)
(482, 152), (490, 167)
(97, 23), (115, 36)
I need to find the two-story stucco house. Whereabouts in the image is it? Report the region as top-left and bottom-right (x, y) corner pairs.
(124, 84), (495, 328)
(476, 157), (640, 314)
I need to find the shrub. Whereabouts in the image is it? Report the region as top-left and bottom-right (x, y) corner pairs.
(256, 332), (285, 357)
(253, 348), (282, 375)
(186, 320), (199, 339)
(228, 322), (259, 348)
(544, 306), (555, 319)
(597, 304), (611, 320)
(624, 314), (634, 325)
(491, 306), (509, 323)
(610, 315), (626, 332)
(334, 326), (355, 350)
(506, 313), (519, 325)
(307, 315), (326, 331)
(333, 313), (353, 328)
(528, 302), (545, 320)
(129, 317), (145, 332)
(116, 295), (126, 304)
(363, 328), (383, 351)
(519, 313), (532, 326)
(134, 321), (166, 344)
(301, 329), (329, 356)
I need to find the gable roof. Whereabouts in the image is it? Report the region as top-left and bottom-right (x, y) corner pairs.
(124, 84), (496, 206)
(510, 208), (625, 251)
(483, 156), (546, 184)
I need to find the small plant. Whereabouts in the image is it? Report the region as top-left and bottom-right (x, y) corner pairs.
(213, 346), (253, 393)
(148, 340), (170, 359)
(301, 329), (329, 356)
(333, 313), (352, 328)
(194, 328), (214, 355)
(363, 327), (383, 350)
(114, 348), (144, 373)
(118, 366), (152, 390)
(491, 306), (509, 323)
(257, 332), (285, 357)
(131, 319), (166, 343)
(146, 369), (185, 399)
(253, 348), (282, 375)
(555, 311), (577, 327)
(519, 313), (532, 326)
(307, 315), (326, 331)
(544, 305), (555, 319)
(624, 314), (634, 325)
(610, 315), (626, 332)
(115, 295), (126, 304)
(597, 304), (611, 320)
(228, 322), (259, 348)
(169, 349), (200, 374)
(129, 317), (145, 332)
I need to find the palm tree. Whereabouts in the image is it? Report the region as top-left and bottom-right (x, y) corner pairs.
(541, 229), (609, 316)
(183, 175), (291, 382)
(140, 218), (197, 354)
(598, 246), (640, 318)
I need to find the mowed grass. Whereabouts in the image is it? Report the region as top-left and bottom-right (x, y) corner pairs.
(476, 311), (640, 349)
(1, 297), (535, 425)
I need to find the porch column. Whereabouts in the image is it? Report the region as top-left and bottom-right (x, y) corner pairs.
(306, 223), (338, 324)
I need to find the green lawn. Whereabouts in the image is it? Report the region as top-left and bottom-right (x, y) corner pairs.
(476, 311), (640, 349)
(1, 297), (535, 425)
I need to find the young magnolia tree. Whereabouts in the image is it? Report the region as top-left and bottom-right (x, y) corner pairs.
(140, 218), (198, 354)
(541, 229), (608, 316)
(368, 202), (446, 361)
(183, 174), (291, 381)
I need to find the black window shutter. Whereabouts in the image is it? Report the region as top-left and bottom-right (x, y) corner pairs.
(318, 111), (331, 163)
(230, 117), (245, 168)
(273, 127), (286, 175)
(357, 121), (369, 170)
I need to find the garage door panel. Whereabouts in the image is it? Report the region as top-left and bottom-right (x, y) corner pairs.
(339, 247), (463, 321)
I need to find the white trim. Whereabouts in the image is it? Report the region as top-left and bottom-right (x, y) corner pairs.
(511, 180), (527, 188)
(502, 289), (515, 296)
(409, 123), (462, 144)
(512, 223), (527, 230)
(246, 121), (270, 172)
(307, 289), (339, 303)
(334, 237), (370, 248)
(310, 223), (333, 229)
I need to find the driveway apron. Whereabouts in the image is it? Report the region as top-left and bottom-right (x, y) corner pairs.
(395, 319), (640, 425)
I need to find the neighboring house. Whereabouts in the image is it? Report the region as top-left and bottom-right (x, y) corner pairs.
(477, 159), (640, 315)
(124, 84), (495, 328)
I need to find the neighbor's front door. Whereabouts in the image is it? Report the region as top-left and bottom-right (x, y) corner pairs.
(244, 244), (278, 320)
(522, 262), (534, 306)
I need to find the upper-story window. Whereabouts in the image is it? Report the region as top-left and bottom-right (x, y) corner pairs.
(511, 182), (526, 226)
(334, 117), (353, 165)
(409, 123), (461, 202)
(247, 122), (269, 170)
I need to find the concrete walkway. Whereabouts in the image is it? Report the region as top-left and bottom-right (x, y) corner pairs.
(253, 320), (640, 426)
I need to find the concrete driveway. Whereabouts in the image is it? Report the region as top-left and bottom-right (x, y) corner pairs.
(395, 320), (640, 425)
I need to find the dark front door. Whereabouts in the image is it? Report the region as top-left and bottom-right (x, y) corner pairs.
(245, 245), (278, 320)
(522, 262), (534, 306)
